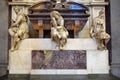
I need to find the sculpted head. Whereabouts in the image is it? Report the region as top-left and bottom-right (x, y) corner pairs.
(14, 6), (21, 14)
(50, 11), (61, 19)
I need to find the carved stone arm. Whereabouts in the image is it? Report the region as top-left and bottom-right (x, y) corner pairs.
(11, 15), (23, 27)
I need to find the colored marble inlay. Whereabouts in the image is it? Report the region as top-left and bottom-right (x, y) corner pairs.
(32, 50), (86, 69)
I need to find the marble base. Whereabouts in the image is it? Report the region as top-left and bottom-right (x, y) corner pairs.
(87, 50), (109, 74)
(9, 39), (109, 74)
(9, 50), (31, 74)
(31, 69), (88, 75)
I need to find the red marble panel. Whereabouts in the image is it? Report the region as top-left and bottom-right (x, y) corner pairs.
(32, 50), (86, 69)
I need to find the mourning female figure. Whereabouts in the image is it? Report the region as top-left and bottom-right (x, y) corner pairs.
(50, 11), (68, 50)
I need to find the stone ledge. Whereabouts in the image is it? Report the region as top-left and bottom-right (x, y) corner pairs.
(18, 38), (97, 50)
(8, 2), (109, 6)
(31, 69), (88, 75)
(6, 74), (120, 80)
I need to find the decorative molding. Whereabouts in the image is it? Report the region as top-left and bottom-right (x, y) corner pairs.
(110, 63), (120, 69)
(88, 2), (109, 6)
(8, 2), (33, 6)
(0, 63), (8, 68)
(8, 2), (109, 6)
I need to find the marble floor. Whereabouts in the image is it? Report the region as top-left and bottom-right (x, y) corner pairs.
(0, 74), (120, 80)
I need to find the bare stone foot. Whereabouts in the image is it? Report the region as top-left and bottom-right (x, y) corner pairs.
(10, 47), (15, 52)
(59, 45), (64, 50)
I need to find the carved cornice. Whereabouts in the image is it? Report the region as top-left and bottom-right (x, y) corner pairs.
(8, 2), (33, 6)
(8, 2), (109, 6)
(88, 2), (109, 6)
(0, 63), (8, 68)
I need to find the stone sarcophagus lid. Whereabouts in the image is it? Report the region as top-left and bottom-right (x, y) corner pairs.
(28, 1), (90, 38)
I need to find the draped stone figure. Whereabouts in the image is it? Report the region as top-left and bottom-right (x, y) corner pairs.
(50, 11), (68, 50)
(8, 6), (29, 51)
(90, 9), (110, 50)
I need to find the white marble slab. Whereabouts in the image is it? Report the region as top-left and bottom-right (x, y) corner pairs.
(92, 0), (105, 2)
(87, 50), (109, 74)
(18, 38), (97, 50)
(9, 70), (31, 74)
(27, 0), (49, 2)
(31, 69), (88, 75)
(68, 0), (90, 3)
(9, 50), (31, 74)
(31, 69), (57, 75)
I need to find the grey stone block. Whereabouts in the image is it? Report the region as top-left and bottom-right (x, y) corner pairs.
(110, 0), (120, 78)
(0, 0), (8, 77)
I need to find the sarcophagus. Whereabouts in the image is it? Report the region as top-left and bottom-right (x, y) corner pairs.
(28, 1), (90, 38)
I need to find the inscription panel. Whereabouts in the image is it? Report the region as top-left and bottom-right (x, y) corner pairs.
(32, 50), (86, 69)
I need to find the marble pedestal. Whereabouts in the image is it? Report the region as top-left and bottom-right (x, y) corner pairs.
(9, 39), (109, 74)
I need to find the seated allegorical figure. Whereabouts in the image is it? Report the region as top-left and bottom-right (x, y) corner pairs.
(50, 11), (68, 50)
(8, 6), (29, 51)
(90, 9), (110, 50)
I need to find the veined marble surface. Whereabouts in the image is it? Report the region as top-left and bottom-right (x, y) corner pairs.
(32, 50), (86, 69)
(9, 39), (109, 74)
